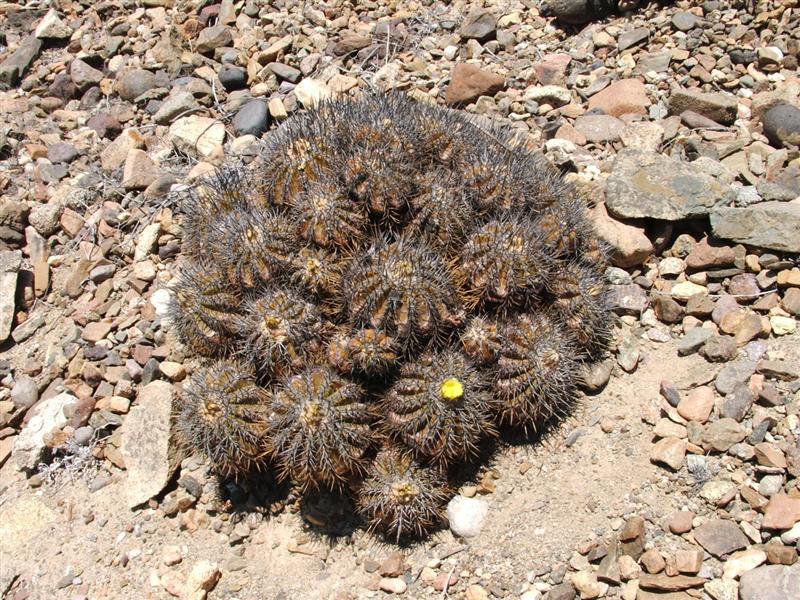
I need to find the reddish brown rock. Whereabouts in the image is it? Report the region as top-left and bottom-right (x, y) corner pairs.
(445, 63), (505, 106)
(677, 386), (714, 423)
(762, 494), (800, 530)
(589, 202), (653, 268)
(587, 78), (651, 117)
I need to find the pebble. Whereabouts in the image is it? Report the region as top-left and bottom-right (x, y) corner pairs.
(232, 100), (270, 137)
(447, 496), (488, 538)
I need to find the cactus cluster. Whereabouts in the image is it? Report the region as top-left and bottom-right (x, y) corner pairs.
(170, 93), (611, 541)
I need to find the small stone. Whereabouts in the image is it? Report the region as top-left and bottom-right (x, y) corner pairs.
(447, 496), (488, 538)
(168, 116), (225, 160)
(608, 284), (648, 315)
(571, 570), (605, 599)
(702, 335), (738, 362)
(82, 321), (112, 343)
(762, 494), (800, 530)
(770, 316), (796, 336)
(671, 11), (698, 31)
(101, 129), (145, 172)
(705, 578), (738, 600)
(35, 9), (72, 39)
(700, 480), (737, 507)
(122, 149), (158, 191)
(465, 584), (489, 600)
(668, 89), (738, 125)
(12, 392), (78, 471)
(11, 375), (38, 409)
(677, 328), (713, 355)
(294, 78), (331, 108)
(701, 418), (746, 452)
(232, 100), (269, 137)
(723, 549), (767, 580)
(715, 360), (756, 395)
(650, 437), (686, 470)
(159, 362), (186, 382)
(587, 79), (651, 118)
(761, 104), (800, 148)
(671, 281), (709, 301)
(184, 560), (220, 600)
(47, 142), (78, 164)
(677, 386), (714, 422)
(134, 222), (161, 262)
(721, 384), (754, 422)
(711, 203), (800, 254)
(675, 548), (705, 574)
(524, 85), (571, 108)
(754, 443), (787, 469)
(589, 202), (653, 268)
(618, 28), (650, 52)
(196, 26), (233, 54)
(459, 11), (496, 42)
(70, 59), (103, 91)
(579, 359), (613, 392)
(379, 577), (407, 594)
(693, 519), (748, 557)
(739, 564), (800, 600)
(163, 545), (182, 566)
(757, 359), (798, 380)
(446, 63), (505, 107)
(153, 91), (198, 125)
(218, 65), (247, 90)
(668, 511), (695, 535)
(115, 69), (156, 102)
(573, 114), (625, 143)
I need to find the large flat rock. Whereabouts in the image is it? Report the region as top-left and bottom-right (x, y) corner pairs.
(120, 380), (178, 508)
(605, 149), (732, 220)
(710, 201), (800, 253)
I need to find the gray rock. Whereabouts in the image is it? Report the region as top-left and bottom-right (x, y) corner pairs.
(218, 65), (248, 90)
(739, 563), (800, 600)
(616, 336), (639, 372)
(11, 375), (38, 409)
(721, 384), (755, 422)
(196, 26), (233, 54)
(120, 381), (178, 508)
(115, 69), (156, 102)
(710, 202), (800, 253)
(677, 328), (713, 356)
(701, 418), (747, 452)
(69, 59), (104, 91)
(606, 149), (732, 220)
(618, 28), (649, 52)
(608, 283), (648, 315)
(153, 90), (198, 125)
(28, 202), (63, 237)
(12, 392), (79, 471)
(702, 335), (737, 362)
(671, 11), (698, 31)
(715, 360), (756, 394)
(447, 495), (488, 538)
(693, 518), (748, 557)
(35, 9), (73, 39)
(267, 63), (301, 83)
(0, 35), (42, 88)
(74, 426), (94, 446)
(459, 11), (497, 42)
(232, 99), (270, 137)
(573, 114), (624, 143)
(579, 359), (614, 392)
(0, 250), (22, 341)
(667, 89), (738, 125)
(761, 104), (800, 148)
(47, 142), (78, 164)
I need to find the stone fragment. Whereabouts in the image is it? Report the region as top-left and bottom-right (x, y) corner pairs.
(571, 570), (606, 599)
(35, 9), (72, 39)
(184, 560), (220, 600)
(195, 26), (233, 54)
(122, 149), (158, 190)
(0, 36), (42, 87)
(152, 90), (198, 125)
(460, 11), (496, 42)
(671, 282), (708, 301)
(723, 549), (767, 580)
(11, 375), (38, 409)
(524, 84), (571, 107)
(710, 203), (800, 253)
(101, 129), (145, 172)
(115, 69), (156, 102)
(447, 496), (488, 538)
(618, 28), (649, 52)
(701, 419), (746, 452)
(677, 386), (714, 423)
(606, 149), (732, 220)
(12, 393), (78, 471)
(761, 104), (800, 148)
(702, 335), (737, 362)
(677, 328), (713, 356)
(588, 202), (652, 268)
(668, 511), (694, 535)
(168, 116), (225, 160)
(715, 360), (756, 394)
(668, 89), (738, 125)
(294, 78), (331, 108)
(69, 59), (103, 91)
(574, 114), (624, 143)
(445, 63), (505, 107)
(119, 381), (178, 508)
(762, 494), (800, 530)
(232, 100), (269, 137)
(608, 284), (648, 315)
(638, 574), (706, 591)
(693, 519), (748, 557)
(0, 250), (22, 341)
(134, 222), (161, 262)
(739, 563), (800, 600)
(757, 360), (798, 380)
(650, 437), (686, 470)
(721, 385), (754, 422)
(587, 78), (651, 117)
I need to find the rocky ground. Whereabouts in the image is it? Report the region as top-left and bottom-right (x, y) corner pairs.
(1, 0), (799, 599)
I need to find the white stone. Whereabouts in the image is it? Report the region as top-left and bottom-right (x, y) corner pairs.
(184, 560), (220, 600)
(294, 78), (331, 108)
(659, 257), (686, 276)
(671, 281), (708, 301)
(134, 222), (161, 262)
(168, 116), (226, 159)
(0, 250), (22, 342)
(150, 288), (173, 320)
(722, 549), (766, 580)
(35, 9), (72, 39)
(770, 316), (796, 336)
(12, 393), (79, 471)
(781, 521), (800, 544)
(447, 496), (489, 538)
